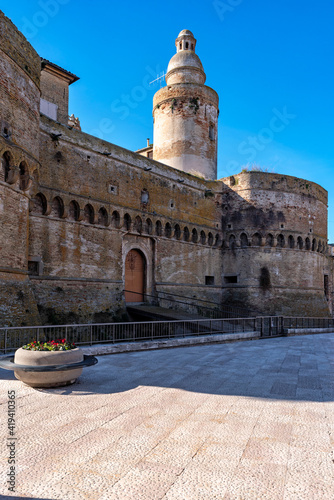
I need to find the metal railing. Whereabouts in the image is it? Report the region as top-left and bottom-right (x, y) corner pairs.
(0, 317), (257, 354)
(1, 315), (333, 354)
(283, 317), (334, 330)
(124, 290), (253, 319)
(258, 316), (284, 337)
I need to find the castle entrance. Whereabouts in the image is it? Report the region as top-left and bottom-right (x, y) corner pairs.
(125, 249), (145, 302)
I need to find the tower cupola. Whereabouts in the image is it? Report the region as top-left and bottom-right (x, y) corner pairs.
(176, 29), (196, 52)
(166, 30), (206, 86)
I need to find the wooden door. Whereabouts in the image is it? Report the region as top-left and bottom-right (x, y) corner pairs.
(125, 249), (145, 302)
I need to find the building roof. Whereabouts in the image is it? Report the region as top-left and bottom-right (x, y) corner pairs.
(41, 58), (79, 84)
(177, 29), (194, 37)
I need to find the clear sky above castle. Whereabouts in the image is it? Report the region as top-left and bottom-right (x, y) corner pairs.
(4, 0), (334, 241)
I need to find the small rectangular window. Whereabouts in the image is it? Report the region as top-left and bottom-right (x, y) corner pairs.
(205, 276), (215, 286)
(28, 261), (39, 276)
(28, 257), (43, 276)
(40, 98), (58, 121)
(224, 275), (238, 284)
(108, 184), (118, 195)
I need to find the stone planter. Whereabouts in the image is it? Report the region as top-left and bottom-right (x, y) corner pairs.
(14, 347), (84, 388)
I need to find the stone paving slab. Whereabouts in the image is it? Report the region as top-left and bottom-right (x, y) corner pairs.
(0, 333), (333, 499)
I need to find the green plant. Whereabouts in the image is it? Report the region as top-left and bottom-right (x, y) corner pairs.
(189, 97), (199, 114)
(22, 339), (76, 351)
(170, 98), (177, 112)
(241, 164), (275, 173)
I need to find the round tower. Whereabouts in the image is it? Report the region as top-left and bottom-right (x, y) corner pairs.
(221, 171), (330, 317)
(153, 30), (219, 180)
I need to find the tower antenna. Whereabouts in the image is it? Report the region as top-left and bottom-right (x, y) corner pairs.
(149, 71), (167, 88)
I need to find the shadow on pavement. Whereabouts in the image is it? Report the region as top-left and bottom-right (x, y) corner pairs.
(1, 335), (333, 402)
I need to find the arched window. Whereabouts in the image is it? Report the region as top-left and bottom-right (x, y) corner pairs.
(98, 207), (108, 226)
(192, 228), (198, 243)
(124, 213), (131, 231)
(277, 234), (285, 248)
(155, 220), (162, 236)
(134, 216), (143, 234)
(297, 236), (303, 249)
(19, 161), (29, 190)
(229, 234), (236, 251)
(51, 196), (64, 218)
(208, 232), (214, 246)
(305, 237), (311, 250)
(200, 231), (206, 244)
(32, 193), (47, 215)
(209, 124), (215, 141)
(69, 200), (80, 221)
(111, 211), (120, 228)
(312, 238), (317, 251)
(240, 233), (248, 248)
(84, 204), (94, 224)
(288, 235), (295, 249)
(174, 224), (181, 240)
(214, 234), (220, 246)
(183, 227), (190, 241)
(317, 240), (322, 253)
(145, 218), (153, 235)
(252, 233), (262, 246)
(1, 151), (11, 182)
(266, 234), (274, 247)
(165, 222), (172, 238)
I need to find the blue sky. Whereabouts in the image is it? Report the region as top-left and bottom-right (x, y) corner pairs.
(4, 0), (334, 241)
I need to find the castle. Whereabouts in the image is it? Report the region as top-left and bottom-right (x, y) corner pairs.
(0, 11), (333, 327)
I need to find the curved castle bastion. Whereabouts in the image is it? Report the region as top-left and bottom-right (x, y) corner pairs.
(0, 11), (41, 326)
(220, 171), (330, 316)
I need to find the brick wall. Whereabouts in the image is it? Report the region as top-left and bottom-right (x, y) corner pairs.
(40, 70), (69, 124)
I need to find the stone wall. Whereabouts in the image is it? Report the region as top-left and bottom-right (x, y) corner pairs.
(0, 11), (41, 326)
(26, 115), (223, 324)
(0, 10), (40, 88)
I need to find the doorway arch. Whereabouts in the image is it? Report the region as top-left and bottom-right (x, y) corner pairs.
(125, 249), (146, 302)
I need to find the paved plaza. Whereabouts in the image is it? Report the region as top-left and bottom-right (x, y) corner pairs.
(1, 333), (333, 499)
